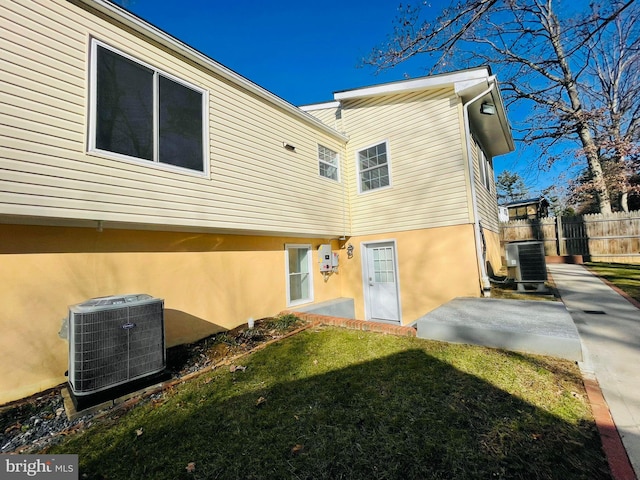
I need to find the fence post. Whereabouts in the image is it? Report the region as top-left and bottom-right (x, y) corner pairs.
(555, 216), (563, 256)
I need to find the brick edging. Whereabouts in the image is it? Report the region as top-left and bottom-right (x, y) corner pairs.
(583, 377), (638, 480)
(280, 311), (417, 337)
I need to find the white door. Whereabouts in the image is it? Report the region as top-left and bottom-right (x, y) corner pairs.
(363, 242), (400, 322)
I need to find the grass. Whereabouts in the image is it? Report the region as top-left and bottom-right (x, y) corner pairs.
(47, 328), (610, 480)
(586, 262), (640, 303)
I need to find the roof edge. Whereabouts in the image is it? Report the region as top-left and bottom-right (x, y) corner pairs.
(334, 67), (492, 101)
(299, 101), (341, 111)
(76, 0), (348, 142)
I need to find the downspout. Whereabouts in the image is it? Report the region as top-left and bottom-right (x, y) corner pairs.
(462, 81), (495, 297)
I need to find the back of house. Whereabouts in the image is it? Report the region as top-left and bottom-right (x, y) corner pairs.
(0, 0), (513, 404)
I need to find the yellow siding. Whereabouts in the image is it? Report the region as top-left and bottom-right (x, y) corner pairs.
(470, 139), (500, 232)
(341, 89), (471, 236)
(0, 0), (511, 406)
(304, 106), (343, 132)
(0, 0), (348, 236)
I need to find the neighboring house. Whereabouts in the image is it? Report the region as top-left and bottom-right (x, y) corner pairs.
(498, 206), (510, 222)
(0, 0), (514, 404)
(503, 197), (550, 220)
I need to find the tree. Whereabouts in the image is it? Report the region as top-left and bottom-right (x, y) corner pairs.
(583, 4), (640, 211)
(496, 171), (529, 202)
(364, 0), (638, 214)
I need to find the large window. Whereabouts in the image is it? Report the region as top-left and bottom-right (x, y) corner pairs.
(89, 41), (207, 174)
(318, 145), (339, 181)
(285, 245), (313, 306)
(357, 141), (390, 192)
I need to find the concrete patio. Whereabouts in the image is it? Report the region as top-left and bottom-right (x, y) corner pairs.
(416, 297), (583, 361)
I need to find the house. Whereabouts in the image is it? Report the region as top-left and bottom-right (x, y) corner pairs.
(503, 197), (550, 220)
(0, 0), (514, 404)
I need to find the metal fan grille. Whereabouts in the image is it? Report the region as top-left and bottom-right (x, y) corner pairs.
(516, 243), (547, 282)
(70, 300), (164, 394)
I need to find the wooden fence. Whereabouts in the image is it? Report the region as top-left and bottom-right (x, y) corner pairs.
(500, 211), (640, 263)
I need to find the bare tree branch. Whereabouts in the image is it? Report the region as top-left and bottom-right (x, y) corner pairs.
(364, 0), (640, 213)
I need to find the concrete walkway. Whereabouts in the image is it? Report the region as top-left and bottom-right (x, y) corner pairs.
(548, 264), (640, 479)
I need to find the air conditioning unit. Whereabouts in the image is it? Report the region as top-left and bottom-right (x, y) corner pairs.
(68, 294), (165, 397)
(505, 241), (548, 292)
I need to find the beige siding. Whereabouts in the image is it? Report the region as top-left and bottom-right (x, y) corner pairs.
(470, 139), (500, 232)
(341, 89), (471, 236)
(0, 0), (348, 236)
(305, 106), (343, 132)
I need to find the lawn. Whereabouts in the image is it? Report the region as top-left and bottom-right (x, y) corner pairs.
(586, 262), (640, 303)
(47, 327), (610, 479)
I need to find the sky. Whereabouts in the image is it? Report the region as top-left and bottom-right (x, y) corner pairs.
(118, 0), (562, 196)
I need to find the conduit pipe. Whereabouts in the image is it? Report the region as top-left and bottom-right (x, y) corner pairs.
(462, 79), (495, 297)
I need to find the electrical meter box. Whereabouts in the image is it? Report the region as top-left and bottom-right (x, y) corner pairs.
(319, 244), (333, 272)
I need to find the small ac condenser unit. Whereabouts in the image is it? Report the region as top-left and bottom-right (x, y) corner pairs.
(68, 294), (165, 396)
(505, 241), (547, 291)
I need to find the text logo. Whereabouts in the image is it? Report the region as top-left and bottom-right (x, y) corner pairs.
(1, 455), (78, 479)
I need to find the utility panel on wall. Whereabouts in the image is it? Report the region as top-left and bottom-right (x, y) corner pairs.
(318, 244), (333, 272)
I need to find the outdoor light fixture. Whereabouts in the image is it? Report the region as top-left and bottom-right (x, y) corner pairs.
(346, 243), (354, 259)
(480, 102), (496, 115)
(283, 142), (296, 151)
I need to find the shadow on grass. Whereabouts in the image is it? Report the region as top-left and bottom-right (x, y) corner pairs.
(50, 331), (610, 480)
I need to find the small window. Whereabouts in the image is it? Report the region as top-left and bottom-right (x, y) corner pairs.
(90, 40), (207, 174)
(358, 141), (390, 193)
(318, 145), (339, 181)
(478, 146), (492, 191)
(285, 244), (313, 306)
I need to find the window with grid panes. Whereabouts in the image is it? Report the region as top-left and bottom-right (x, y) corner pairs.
(358, 142), (390, 192)
(318, 145), (339, 181)
(285, 245), (313, 305)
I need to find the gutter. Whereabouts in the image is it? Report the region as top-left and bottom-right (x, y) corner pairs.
(462, 80), (496, 297)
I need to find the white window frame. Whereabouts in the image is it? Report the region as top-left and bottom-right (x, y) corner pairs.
(285, 244), (314, 306)
(88, 39), (209, 177)
(478, 145), (492, 191)
(318, 144), (340, 182)
(356, 140), (392, 194)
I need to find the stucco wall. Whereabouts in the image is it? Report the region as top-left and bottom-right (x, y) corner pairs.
(339, 223), (480, 324)
(0, 224), (343, 404)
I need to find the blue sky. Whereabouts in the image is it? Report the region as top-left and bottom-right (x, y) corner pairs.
(119, 0), (559, 195)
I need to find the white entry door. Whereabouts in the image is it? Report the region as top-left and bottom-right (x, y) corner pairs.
(363, 241), (400, 323)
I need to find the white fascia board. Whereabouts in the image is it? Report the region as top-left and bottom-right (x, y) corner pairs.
(334, 67), (491, 100)
(78, 0), (348, 142)
(454, 77), (490, 96)
(489, 79), (516, 153)
(299, 101), (341, 111)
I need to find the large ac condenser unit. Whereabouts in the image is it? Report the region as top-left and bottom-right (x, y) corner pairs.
(68, 294), (165, 397)
(505, 241), (548, 292)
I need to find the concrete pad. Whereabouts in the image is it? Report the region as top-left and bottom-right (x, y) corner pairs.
(548, 263), (640, 478)
(292, 297), (355, 319)
(416, 297), (583, 361)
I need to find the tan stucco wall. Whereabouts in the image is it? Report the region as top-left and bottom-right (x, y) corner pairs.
(483, 228), (503, 276)
(1, 222), (483, 404)
(339, 224), (481, 324)
(0, 224), (342, 404)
